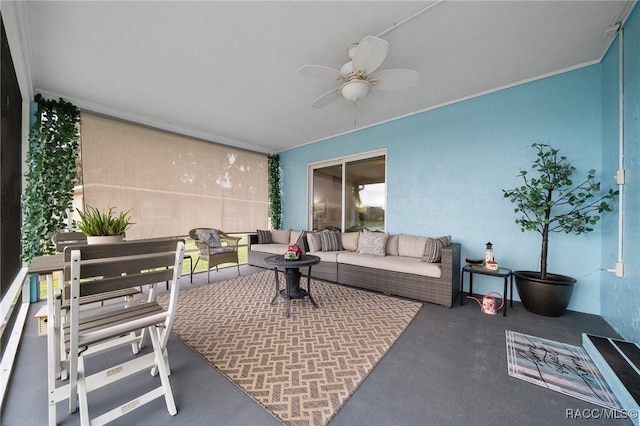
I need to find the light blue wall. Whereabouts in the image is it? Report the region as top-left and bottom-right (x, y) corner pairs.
(280, 17), (638, 322)
(601, 7), (640, 343)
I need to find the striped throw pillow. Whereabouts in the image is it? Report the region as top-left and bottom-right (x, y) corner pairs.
(256, 229), (272, 244)
(422, 235), (451, 263)
(320, 230), (343, 252)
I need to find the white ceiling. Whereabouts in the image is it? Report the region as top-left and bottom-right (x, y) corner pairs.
(6, 1), (636, 153)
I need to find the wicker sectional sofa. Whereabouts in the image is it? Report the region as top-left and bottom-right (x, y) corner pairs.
(248, 229), (461, 308)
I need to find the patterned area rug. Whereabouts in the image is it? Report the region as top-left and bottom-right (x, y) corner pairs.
(159, 270), (421, 425)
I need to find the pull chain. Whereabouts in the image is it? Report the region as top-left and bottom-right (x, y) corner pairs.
(353, 99), (358, 126)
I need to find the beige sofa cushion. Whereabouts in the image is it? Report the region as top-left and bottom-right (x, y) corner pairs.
(398, 234), (428, 258)
(338, 252), (442, 278)
(307, 232), (322, 252)
(341, 232), (359, 251)
(386, 234), (400, 256)
(271, 229), (291, 244)
(307, 250), (341, 262)
(251, 243), (287, 255)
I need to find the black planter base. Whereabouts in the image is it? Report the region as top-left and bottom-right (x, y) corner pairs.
(513, 271), (576, 317)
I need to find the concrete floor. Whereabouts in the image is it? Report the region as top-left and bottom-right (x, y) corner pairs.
(2, 265), (629, 425)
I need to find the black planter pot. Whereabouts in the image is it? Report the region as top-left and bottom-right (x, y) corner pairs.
(512, 270), (576, 317)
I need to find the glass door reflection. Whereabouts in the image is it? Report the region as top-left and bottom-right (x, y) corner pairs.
(312, 164), (342, 231)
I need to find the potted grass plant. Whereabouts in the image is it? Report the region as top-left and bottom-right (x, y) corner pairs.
(502, 143), (618, 316)
(75, 206), (134, 244)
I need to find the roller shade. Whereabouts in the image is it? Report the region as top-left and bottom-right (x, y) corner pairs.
(79, 112), (268, 239)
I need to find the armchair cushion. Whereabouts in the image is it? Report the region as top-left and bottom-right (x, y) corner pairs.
(208, 246), (235, 255)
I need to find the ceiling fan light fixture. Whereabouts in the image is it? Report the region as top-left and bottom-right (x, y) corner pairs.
(340, 80), (370, 102)
(301, 35), (415, 109)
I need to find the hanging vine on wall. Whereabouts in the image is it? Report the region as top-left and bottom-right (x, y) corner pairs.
(268, 154), (282, 230)
(21, 94), (81, 261)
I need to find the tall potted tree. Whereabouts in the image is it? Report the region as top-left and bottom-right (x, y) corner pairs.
(503, 143), (618, 316)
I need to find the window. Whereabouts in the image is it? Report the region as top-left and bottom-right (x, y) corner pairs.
(309, 150), (386, 232)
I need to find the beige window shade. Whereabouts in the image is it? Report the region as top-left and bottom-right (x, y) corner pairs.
(79, 112), (268, 239)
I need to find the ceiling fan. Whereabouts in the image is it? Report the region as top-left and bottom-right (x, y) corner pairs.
(299, 36), (419, 109)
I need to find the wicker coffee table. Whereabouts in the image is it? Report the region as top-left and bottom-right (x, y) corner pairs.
(264, 254), (321, 317)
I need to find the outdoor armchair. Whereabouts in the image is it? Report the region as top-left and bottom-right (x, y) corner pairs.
(189, 228), (240, 282)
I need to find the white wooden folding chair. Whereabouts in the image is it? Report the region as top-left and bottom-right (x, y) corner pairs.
(53, 268), (142, 381)
(47, 239), (184, 426)
(49, 232), (142, 381)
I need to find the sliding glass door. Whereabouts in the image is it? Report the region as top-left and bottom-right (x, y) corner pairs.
(309, 150), (386, 232)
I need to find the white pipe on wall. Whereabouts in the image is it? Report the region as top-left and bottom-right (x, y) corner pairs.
(616, 26), (625, 275)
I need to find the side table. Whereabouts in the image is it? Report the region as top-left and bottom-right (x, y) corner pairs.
(263, 254), (321, 317)
(460, 265), (513, 316)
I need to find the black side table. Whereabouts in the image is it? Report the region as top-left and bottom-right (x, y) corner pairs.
(460, 265), (513, 316)
(264, 254), (321, 317)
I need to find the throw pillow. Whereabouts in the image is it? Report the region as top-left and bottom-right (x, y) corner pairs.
(357, 231), (388, 256)
(290, 230), (307, 252)
(438, 235), (452, 246)
(307, 232), (322, 252)
(271, 229), (291, 245)
(289, 230), (301, 244)
(197, 229), (221, 248)
(341, 231), (360, 251)
(422, 235), (451, 263)
(256, 229), (272, 244)
(320, 230), (343, 252)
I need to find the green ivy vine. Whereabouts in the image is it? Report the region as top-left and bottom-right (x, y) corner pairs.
(21, 94), (81, 261)
(267, 154), (282, 230)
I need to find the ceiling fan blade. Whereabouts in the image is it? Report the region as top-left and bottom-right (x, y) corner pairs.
(352, 36), (389, 76)
(311, 89), (341, 108)
(368, 69), (419, 91)
(298, 64), (344, 81)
